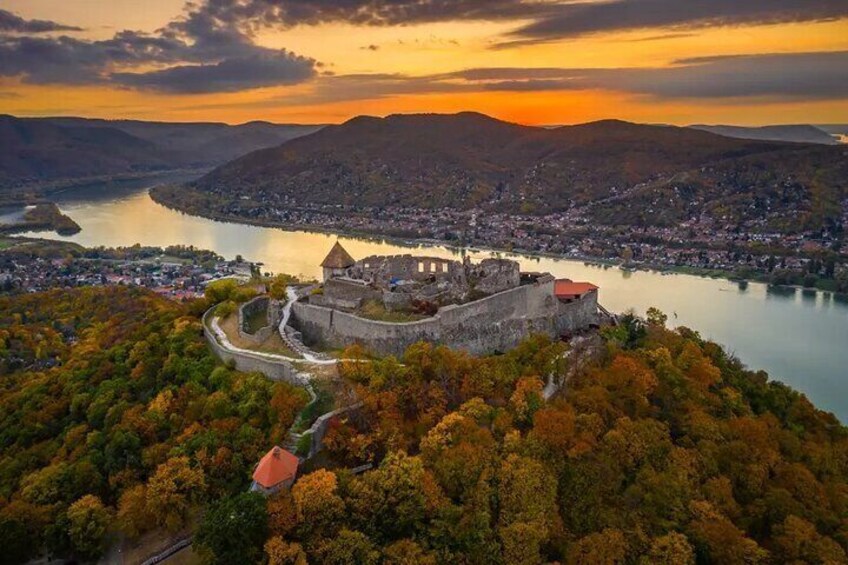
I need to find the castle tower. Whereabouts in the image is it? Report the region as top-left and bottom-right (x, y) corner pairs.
(321, 241), (355, 282)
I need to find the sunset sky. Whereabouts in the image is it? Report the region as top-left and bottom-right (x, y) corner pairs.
(1, 0), (846, 125)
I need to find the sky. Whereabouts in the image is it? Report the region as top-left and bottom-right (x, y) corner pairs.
(0, 0), (846, 125)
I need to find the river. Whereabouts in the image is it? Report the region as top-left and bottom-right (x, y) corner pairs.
(12, 174), (848, 422)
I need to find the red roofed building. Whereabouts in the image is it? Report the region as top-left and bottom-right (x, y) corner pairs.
(554, 279), (599, 303)
(251, 446), (299, 494)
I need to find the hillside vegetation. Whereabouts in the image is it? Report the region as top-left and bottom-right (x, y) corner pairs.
(195, 314), (847, 564)
(186, 112), (848, 232)
(1, 284), (846, 563)
(0, 114), (321, 193)
(0, 287), (308, 562)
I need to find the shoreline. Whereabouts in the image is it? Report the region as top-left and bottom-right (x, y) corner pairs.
(0, 168), (207, 206)
(149, 187), (848, 299)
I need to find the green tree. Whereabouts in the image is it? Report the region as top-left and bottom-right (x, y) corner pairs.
(66, 495), (110, 562)
(195, 492), (268, 565)
(316, 529), (380, 565)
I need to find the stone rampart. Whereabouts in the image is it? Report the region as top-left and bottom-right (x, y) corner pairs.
(203, 308), (304, 385)
(291, 275), (598, 357)
(238, 296), (282, 344)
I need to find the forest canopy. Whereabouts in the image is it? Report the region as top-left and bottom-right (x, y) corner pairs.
(0, 287), (307, 562)
(1, 286), (846, 564)
(254, 316), (848, 564)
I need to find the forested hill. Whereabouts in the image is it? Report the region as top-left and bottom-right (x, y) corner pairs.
(0, 114), (321, 191)
(0, 287), (308, 562)
(1, 284), (846, 563)
(189, 112), (848, 224)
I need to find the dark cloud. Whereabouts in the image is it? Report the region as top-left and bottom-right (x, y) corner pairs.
(179, 0), (847, 42)
(0, 9), (82, 33)
(274, 51), (848, 105)
(192, 0), (548, 28)
(0, 7), (317, 93)
(507, 0), (848, 43)
(113, 51), (316, 93)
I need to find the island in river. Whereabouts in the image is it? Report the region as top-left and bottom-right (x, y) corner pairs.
(0, 202), (81, 236)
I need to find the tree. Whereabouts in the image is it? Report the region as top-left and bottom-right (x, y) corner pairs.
(146, 456), (206, 532)
(66, 495), (110, 562)
(316, 529), (380, 565)
(267, 490), (298, 538)
(497, 454), (556, 529)
(346, 451), (429, 542)
(117, 484), (153, 539)
(0, 500), (50, 564)
(646, 307), (668, 327)
(291, 469), (345, 539)
(773, 515), (847, 564)
(566, 529), (628, 565)
(643, 533), (695, 564)
(509, 376), (545, 426)
(268, 274), (297, 300)
(383, 539), (438, 565)
(195, 492), (268, 565)
(687, 501), (769, 564)
(500, 521), (548, 565)
(265, 537), (307, 565)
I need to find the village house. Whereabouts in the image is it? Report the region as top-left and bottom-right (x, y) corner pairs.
(250, 446), (299, 495)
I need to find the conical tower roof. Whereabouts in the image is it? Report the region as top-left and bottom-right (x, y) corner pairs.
(321, 241), (355, 269)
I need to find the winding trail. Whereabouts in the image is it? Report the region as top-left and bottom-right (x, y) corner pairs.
(207, 285), (337, 367)
(279, 286), (336, 365)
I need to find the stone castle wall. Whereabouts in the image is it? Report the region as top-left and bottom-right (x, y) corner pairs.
(204, 308), (304, 385)
(291, 275), (599, 357)
(238, 296), (282, 344)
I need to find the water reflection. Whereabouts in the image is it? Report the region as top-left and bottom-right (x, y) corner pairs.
(11, 175), (848, 422)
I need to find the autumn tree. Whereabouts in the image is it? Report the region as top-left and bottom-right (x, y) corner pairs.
(66, 495), (111, 562)
(291, 469), (345, 539)
(345, 451), (429, 542)
(643, 532), (695, 564)
(146, 456), (206, 532)
(265, 536), (308, 565)
(315, 529), (380, 565)
(383, 539), (438, 565)
(567, 529), (628, 565)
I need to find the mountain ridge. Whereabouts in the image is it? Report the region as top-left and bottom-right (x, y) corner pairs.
(0, 115), (323, 191)
(192, 111), (837, 213)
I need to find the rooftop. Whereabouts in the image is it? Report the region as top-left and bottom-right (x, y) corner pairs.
(252, 446), (299, 489)
(554, 279), (599, 299)
(321, 241), (356, 269)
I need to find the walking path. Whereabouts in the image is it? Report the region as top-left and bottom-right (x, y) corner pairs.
(206, 285), (337, 367)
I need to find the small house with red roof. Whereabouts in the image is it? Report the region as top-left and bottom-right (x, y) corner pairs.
(554, 279), (599, 303)
(251, 446), (299, 495)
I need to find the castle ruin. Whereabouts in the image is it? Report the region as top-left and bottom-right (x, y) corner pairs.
(288, 242), (601, 357)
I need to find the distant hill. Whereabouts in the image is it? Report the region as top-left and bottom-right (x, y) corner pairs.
(0, 115), (323, 192)
(38, 117), (323, 166)
(0, 115), (173, 188)
(188, 112), (847, 227)
(689, 124), (839, 145)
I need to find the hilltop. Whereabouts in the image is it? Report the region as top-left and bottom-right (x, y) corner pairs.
(177, 112), (847, 231)
(0, 114), (322, 194)
(689, 124), (839, 145)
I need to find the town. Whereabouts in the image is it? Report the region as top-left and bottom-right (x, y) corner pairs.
(198, 195), (848, 293)
(0, 238), (257, 298)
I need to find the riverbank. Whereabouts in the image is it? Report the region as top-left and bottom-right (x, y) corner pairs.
(151, 185), (848, 298)
(0, 202), (81, 236)
(0, 167), (207, 207)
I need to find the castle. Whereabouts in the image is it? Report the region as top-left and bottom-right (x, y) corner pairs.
(287, 242), (601, 357)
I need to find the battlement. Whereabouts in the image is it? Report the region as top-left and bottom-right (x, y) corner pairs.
(293, 243), (599, 356)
